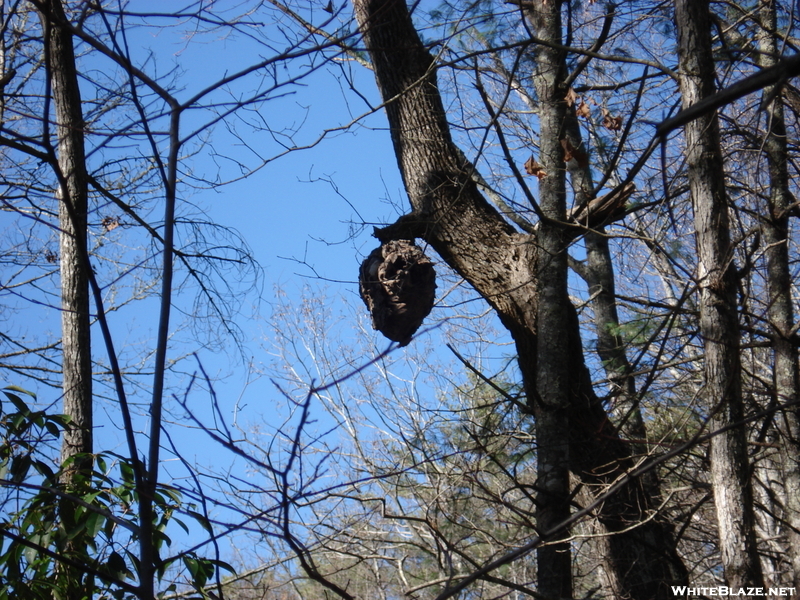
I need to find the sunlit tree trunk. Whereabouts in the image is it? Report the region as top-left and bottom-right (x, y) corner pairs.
(757, 0), (800, 587)
(38, 0), (93, 597)
(674, 0), (763, 588)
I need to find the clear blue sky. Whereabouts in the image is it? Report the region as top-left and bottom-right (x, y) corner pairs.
(1, 2), (517, 572)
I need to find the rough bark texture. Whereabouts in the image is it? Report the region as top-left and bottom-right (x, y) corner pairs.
(560, 48), (674, 599)
(757, 0), (800, 587)
(39, 0), (93, 597)
(674, 0), (764, 589)
(360, 4), (538, 358)
(40, 0), (92, 473)
(525, 1), (573, 596)
(353, 1), (687, 597)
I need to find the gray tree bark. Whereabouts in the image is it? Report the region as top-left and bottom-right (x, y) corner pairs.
(525, 1), (572, 596)
(352, 1), (687, 597)
(559, 36), (669, 600)
(757, 0), (800, 587)
(40, 0), (93, 471)
(674, 0), (764, 588)
(38, 0), (93, 597)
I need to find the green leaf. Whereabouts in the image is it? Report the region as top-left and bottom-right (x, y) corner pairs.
(103, 514), (117, 538)
(23, 543), (37, 565)
(10, 412), (28, 430)
(81, 490), (101, 504)
(106, 550), (132, 580)
(172, 516), (189, 535)
(186, 510), (212, 534)
(183, 555), (200, 579)
(152, 528), (172, 549)
(119, 461), (134, 485)
(10, 455), (32, 482)
(3, 385), (36, 399)
(2, 392), (28, 416)
(156, 556), (175, 580)
(209, 558), (235, 575)
(85, 510), (104, 538)
(65, 519), (88, 541)
(44, 419), (63, 437)
(182, 555), (215, 590)
(31, 459), (55, 482)
(125, 548), (141, 578)
(158, 486), (182, 504)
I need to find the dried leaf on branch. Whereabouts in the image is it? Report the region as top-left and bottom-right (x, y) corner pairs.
(601, 107), (624, 131)
(564, 87), (578, 107)
(524, 155), (548, 179)
(561, 138), (589, 167)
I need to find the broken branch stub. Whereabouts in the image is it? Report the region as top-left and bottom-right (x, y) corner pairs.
(359, 240), (437, 346)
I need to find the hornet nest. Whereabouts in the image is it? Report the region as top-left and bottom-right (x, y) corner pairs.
(359, 240), (436, 346)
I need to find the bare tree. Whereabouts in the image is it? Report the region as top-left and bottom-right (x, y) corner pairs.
(348, 1), (687, 597)
(37, 1), (93, 596)
(5, 1), (800, 598)
(674, 0), (763, 588)
(756, 0), (800, 588)
(0, 2), (347, 598)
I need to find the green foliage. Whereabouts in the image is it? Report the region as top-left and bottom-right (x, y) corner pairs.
(0, 386), (233, 600)
(181, 554), (234, 598)
(648, 403), (704, 446)
(603, 315), (659, 348)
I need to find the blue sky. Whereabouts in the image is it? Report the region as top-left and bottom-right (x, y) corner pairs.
(79, 4), (506, 566)
(0, 2), (521, 575)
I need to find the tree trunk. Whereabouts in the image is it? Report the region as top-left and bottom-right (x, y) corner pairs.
(352, 1), (687, 597)
(38, 0), (93, 597)
(674, 0), (764, 588)
(525, 1), (572, 596)
(558, 35), (673, 600)
(757, 0), (800, 587)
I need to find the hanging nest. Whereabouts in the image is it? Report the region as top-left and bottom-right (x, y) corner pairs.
(359, 240), (436, 346)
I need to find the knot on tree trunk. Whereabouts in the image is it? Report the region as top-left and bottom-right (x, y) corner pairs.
(359, 240), (436, 346)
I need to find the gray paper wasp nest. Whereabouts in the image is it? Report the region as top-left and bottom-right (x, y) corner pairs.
(359, 240), (436, 346)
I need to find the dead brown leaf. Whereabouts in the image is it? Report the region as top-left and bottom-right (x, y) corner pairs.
(524, 155), (547, 180)
(101, 215), (121, 232)
(576, 100), (591, 119)
(561, 138), (589, 168)
(601, 107), (623, 131)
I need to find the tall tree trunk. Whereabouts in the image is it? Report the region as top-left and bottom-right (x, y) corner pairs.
(352, 1), (687, 597)
(560, 58), (676, 600)
(560, 64), (646, 445)
(757, 0), (800, 587)
(38, 0), (93, 597)
(526, 1), (572, 596)
(674, 0), (763, 588)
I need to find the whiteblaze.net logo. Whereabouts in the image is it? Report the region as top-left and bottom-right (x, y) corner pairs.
(672, 587), (796, 597)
